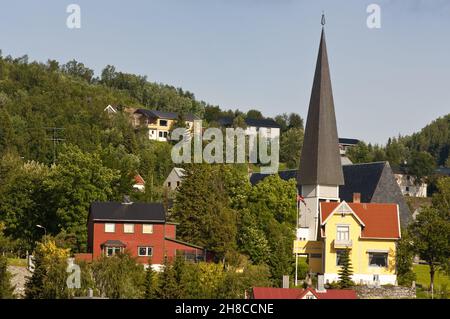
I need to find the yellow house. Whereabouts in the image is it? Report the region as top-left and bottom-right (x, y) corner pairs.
(294, 201), (401, 285)
(133, 109), (198, 141)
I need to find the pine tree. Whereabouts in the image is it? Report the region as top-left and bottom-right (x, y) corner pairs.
(143, 263), (157, 299)
(0, 255), (15, 299)
(338, 249), (354, 289)
(158, 258), (181, 299)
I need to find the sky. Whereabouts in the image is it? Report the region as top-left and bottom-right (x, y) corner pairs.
(0, 0), (449, 144)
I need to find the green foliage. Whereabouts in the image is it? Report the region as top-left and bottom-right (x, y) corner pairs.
(280, 128), (303, 169)
(24, 239), (71, 299)
(143, 264), (157, 299)
(173, 164), (238, 260)
(396, 230), (417, 286)
(91, 252), (145, 299)
(408, 151), (435, 184)
(337, 249), (354, 289)
(0, 255), (15, 299)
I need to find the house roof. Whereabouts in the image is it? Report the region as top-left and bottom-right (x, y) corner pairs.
(339, 138), (360, 146)
(134, 174), (145, 185)
(165, 237), (204, 250)
(252, 287), (357, 299)
(298, 28), (344, 186)
(89, 202), (165, 223)
(320, 202), (401, 239)
(134, 109), (199, 121)
(218, 117), (281, 129)
(174, 167), (186, 178)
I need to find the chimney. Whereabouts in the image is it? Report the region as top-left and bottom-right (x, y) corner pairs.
(317, 275), (326, 292)
(353, 193), (361, 203)
(282, 275), (290, 289)
(122, 195), (133, 205)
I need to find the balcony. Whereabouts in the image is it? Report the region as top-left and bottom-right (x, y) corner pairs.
(334, 239), (353, 248)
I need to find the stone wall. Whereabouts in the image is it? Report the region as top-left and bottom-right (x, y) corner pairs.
(355, 286), (416, 299)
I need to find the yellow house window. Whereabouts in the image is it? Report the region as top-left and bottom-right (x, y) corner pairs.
(336, 225), (349, 241)
(369, 252), (388, 268)
(159, 120), (168, 126)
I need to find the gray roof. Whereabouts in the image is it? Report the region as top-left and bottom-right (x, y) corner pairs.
(101, 240), (126, 247)
(218, 117), (281, 129)
(298, 28), (344, 186)
(135, 109), (199, 122)
(250, 161), (412, 228)
(89, 202), (166, 223)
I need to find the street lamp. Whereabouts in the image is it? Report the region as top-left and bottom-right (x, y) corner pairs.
(36, 224), (47, 236)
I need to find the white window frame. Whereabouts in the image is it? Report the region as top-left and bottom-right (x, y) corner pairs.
(336, 225), (350, 241)
(142, 224), (153, 234)
(138, 246), (153, 257)
(104, 223), (115, 233)
(124, 223), (134, 234)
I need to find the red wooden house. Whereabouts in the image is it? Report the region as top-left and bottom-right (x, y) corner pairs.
(76, 200), (208, 269)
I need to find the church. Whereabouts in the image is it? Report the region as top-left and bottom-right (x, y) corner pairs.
(252, 20), (406, 285)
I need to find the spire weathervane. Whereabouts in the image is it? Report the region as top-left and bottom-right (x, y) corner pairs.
(321, 12), (326, 27)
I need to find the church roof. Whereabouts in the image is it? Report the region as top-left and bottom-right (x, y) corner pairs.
(298, 28), (344, 186)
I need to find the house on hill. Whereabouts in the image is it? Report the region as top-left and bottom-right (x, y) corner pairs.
(133, 109), (199, 141)
(164, 167), (186, 191)
(76, 199), (209, 270)
(391, 166), (427, 198)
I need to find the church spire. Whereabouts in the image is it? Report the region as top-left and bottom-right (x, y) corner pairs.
(298, 18), (344, 186)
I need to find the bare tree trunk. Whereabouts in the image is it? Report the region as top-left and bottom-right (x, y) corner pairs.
(430, 263), (435, 299)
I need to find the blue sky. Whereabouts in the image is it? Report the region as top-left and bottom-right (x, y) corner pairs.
(0, 0), (449, 144)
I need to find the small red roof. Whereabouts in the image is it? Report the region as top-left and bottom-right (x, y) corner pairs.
(252, 287), (357, 299)
(320, 202), (400, 239)
(134, 174), (145, 185)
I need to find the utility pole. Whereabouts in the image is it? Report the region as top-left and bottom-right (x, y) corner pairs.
(46, 127), (65, 164)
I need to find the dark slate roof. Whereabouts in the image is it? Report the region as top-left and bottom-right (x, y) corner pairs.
(298, 28), (344, 186)
(435, 167), (450, 176)
(135, 109), (199, 121)
(218, 117), (281, 129)
(101, 240), (126, 247)
(89, 202), (166, 223)
(339, 162), (386, 203)
(338, 138), (360, 146)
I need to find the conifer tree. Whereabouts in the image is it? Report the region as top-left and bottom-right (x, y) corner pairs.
(158, 258), (181, 299)
(0, 255), (15, 299)
(143, 261), (157, 299)
(338, 249), (354, 289)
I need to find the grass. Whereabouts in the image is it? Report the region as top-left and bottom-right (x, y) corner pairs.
(413, 264), (450, 299)
(7, 257), (27, 267)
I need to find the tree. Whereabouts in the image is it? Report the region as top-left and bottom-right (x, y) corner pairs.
(158, 258), (182, 299)
(44, 144), (119, 251)
(143, 264), (157, 299)
(409, 206), (450, 297)
(408, 151), (435, 185)
(338, 249), (354, 288)
(0, 255), (15, 299)
(396, 230), (417, 286)
(173, 165), (237, 260)
(288, 113), (303, 130)
(346, 142), (371, 164)
(61, 59), (95, 83)
(24, 239), (71, 299)
(91, 252), (145, 299)
(280, 128), (303, 169)
(246, 109), (263, 120)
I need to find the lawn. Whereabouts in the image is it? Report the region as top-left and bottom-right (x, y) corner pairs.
(413, 264), (450, 299)
(7, 258), (27, 267)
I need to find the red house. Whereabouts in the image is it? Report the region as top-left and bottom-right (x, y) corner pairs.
(77, 200), (207, 269)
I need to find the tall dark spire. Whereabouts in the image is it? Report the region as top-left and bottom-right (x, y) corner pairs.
(298, 23), (344, 186)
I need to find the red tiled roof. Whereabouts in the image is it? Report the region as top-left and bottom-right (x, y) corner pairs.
(252, 287), (357, 299)
(320, 202), (400, 239)
(134, 174), (145, 185)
